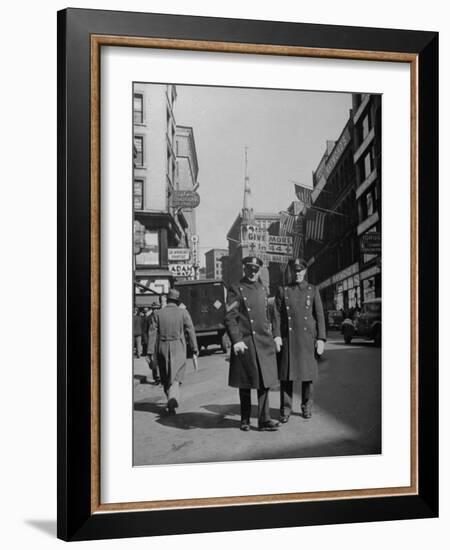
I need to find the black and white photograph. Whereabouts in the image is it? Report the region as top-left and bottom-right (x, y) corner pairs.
(132, 83), (382, 466)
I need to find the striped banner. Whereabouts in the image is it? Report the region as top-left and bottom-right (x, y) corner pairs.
(305, 210), (326, 242)
(279, 212), (296, 235)
(293, 234), (303, 258)
(294, 184), (312, 206)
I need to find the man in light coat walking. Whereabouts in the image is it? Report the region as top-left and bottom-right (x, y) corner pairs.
(153, 288), (198, 414)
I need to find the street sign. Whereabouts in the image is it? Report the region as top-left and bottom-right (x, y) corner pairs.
(171, 190), (200, 209)
(244, 240), (292, 255)
(169, 263), (194, 278)
(268, 235), (293, 245)
(256, 253), (290, 264)
(168, 248), (191, 261)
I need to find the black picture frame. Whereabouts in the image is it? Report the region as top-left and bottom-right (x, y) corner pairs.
(57, 8), (438, 542)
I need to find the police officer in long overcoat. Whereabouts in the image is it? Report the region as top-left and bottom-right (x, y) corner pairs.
(153, 288), (198, 414)
(272, 258), (326, 421)
(224, 256), (280, 432)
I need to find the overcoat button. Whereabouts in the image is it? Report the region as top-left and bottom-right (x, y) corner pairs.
(304, 316), (307, 320)
(253, 331), (256, 335)
(289, 328), (292, 331)
(304, 327), (307, 331)
(250, 319), (254, 323)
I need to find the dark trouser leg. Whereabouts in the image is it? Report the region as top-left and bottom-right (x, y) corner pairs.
(239, 389), (251, 422)
(280, 380), (293, 417)
(257, 388), (270, 425)
(301, 381), (314, 417)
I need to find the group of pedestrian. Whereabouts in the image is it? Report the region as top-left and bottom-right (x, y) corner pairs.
(225, 256), (326, 432)
(135, 254), (326, 429)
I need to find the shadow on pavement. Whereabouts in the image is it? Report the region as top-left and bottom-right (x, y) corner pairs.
(134, 399), (242, 430)
(204, 403), (284, 422)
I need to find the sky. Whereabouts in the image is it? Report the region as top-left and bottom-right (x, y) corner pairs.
(174, 84), (352, 264)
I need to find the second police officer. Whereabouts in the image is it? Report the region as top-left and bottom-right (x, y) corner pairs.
(272, 258), (326, 422)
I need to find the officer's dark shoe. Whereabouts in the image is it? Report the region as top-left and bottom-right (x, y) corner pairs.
(240, 420), (251, 432)
(302, 408), (312, 419)
(258, 419), (280, 431)
(279, 414), (290, 424)
(167, 397), (179, 411)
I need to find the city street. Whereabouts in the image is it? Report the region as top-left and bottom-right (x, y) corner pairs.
(133, 331), (381, 466)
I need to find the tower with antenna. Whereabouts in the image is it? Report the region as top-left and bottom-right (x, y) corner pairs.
(242, 147), (254, 223)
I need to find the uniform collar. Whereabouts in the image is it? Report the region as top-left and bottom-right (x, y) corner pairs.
(290, 280), (308, 289)
(240, 277), (259, 286)
(166, 302), (178, 308)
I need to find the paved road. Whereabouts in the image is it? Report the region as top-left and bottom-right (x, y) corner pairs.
(133, 331), (381, 466)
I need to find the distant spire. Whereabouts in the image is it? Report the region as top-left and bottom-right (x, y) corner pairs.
(242, 147), (253, 221)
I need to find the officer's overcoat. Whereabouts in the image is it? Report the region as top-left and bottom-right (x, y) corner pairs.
(272, 281), (326, 382)
(224, 278), (278, 389)
(153, 303), (198, 390)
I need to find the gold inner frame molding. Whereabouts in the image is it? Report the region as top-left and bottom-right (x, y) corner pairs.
(90, 35), (419, 514)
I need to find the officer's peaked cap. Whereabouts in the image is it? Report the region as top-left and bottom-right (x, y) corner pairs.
(242, 256), (263, 267)
(289, 258), (308, 271)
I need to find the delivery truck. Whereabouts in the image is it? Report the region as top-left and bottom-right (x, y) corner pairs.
(174, 279), (230, 353)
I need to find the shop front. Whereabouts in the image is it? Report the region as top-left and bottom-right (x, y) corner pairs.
(318, 262), (361, 316)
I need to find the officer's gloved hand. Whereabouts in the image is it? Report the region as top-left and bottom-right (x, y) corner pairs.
(233, 341), (248, 355)
(316, 340), (325, 356)
(274, 336), (282, 352)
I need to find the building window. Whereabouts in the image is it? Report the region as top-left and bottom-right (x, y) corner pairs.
(364, 151), (372, 179)
(362, 114), (370, 140)
(133, 93), (144, 124)
(134, 136), (144, 167)
(366, 191), (374, 216)
(134, 179), (144, 210)
(136, 230), (159, 266)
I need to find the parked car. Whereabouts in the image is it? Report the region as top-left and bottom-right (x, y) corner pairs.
(174, 279), (230, 353)
(327, 309), (344, 330)
(341, 298), (382, 346)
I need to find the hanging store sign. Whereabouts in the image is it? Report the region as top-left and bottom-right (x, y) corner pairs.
(360, 232), (381, 254)
(168, 248), (191, 261)
(171, 190), (200, 209)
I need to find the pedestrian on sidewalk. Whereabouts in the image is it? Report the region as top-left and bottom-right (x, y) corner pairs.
(224, 256), (280, 432)
(133, 308), (143, 358)
(272, 258), (326, 422)
(145, 304), (161, 385)
(153, 288), (198, 415)
(140, 307), (151, 357)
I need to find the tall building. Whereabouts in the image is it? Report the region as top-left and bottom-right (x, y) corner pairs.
(133, 84), (196, 303)
(205, 249), (228, 280)
(305, 112), (361, 313)
(352, 94), (382, 302)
